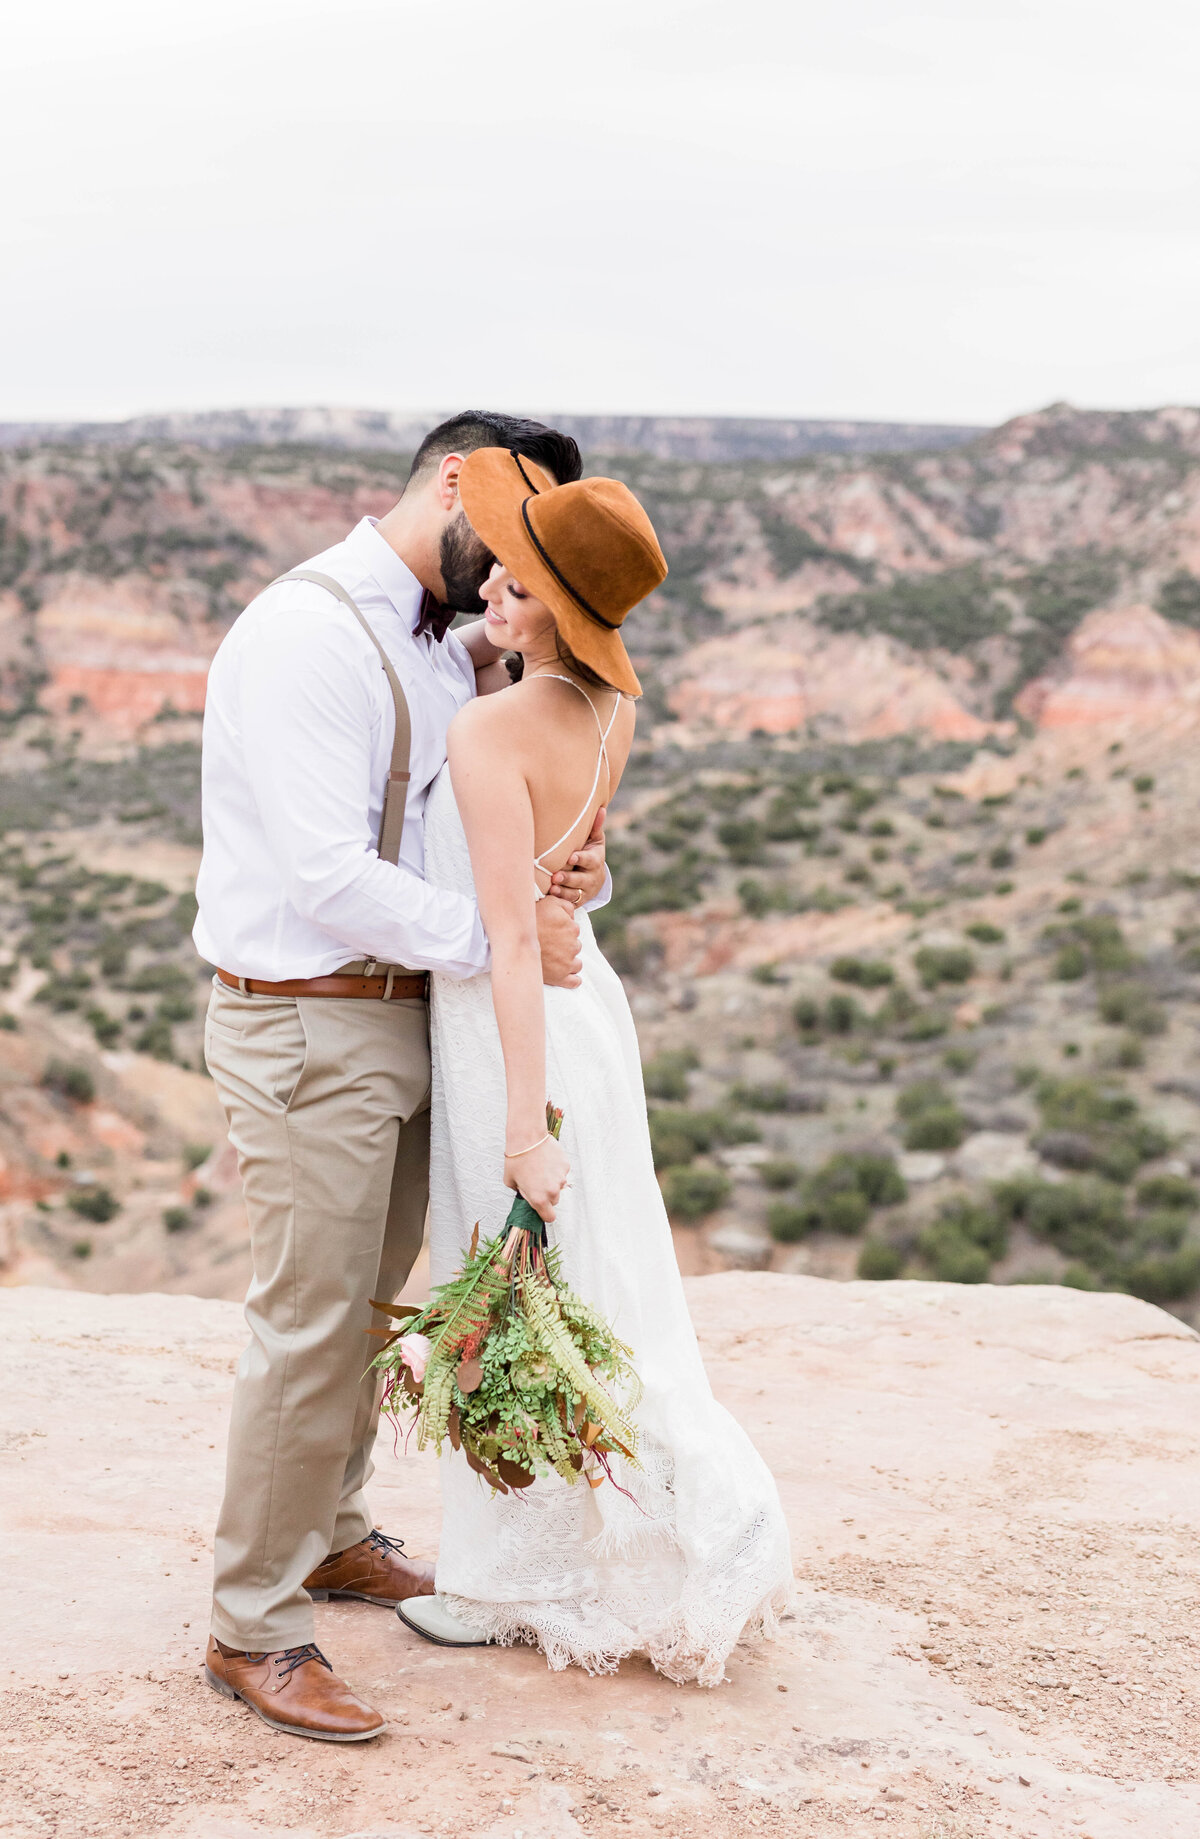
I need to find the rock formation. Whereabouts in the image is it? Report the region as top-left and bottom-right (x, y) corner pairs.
(2, 1276), (1197, 1837)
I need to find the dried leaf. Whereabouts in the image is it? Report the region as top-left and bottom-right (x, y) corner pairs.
(369, 1298), (421, 1321)
(497, 1457), (536, 1489)
(469, 1222), (480, 1258)
(448, 1405), (462, 1451)
(457, 1357), (484, 1394)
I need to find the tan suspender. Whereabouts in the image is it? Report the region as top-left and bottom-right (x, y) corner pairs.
(274, 569), (412, 867)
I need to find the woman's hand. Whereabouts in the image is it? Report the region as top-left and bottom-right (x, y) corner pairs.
(505, 1135), (571, 1223)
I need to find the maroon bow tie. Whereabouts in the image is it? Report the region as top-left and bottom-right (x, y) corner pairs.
(415, 588), (455, 643)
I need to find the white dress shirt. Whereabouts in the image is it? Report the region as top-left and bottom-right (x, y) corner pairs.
(194, 517), (491, 980)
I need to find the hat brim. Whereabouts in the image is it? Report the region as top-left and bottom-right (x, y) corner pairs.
(459, 449), (643, 697)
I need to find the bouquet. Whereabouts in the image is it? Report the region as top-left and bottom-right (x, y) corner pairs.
(370, 1106), (642, 1496)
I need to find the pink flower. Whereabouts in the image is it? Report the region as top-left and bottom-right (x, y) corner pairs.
(398, 1332), (431, 1383)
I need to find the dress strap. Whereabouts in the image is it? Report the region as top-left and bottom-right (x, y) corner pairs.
(531, 676), (621, 876)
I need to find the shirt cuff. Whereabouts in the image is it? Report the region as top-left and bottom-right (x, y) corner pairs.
(582, 866), (613, 914)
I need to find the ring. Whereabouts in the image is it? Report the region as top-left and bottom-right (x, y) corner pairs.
(573, 887), (583, 906)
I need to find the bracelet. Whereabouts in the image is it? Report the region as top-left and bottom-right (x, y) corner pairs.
(504, 1132), (551, 1159)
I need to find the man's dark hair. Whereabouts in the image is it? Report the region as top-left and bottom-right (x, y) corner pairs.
(406, 410), (582, 489)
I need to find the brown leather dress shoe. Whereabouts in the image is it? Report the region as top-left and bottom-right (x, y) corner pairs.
(304, 1528), (436, 1607)
(204, 1638), (384, 1742)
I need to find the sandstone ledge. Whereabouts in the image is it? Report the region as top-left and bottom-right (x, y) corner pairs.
(2, 1276), (1199, 1839)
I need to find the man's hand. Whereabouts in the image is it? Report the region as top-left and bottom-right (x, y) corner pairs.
(536, 896), (583, 988)
(547, 806), (607, 908)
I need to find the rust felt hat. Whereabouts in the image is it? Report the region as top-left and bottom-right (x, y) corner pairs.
(458, 447), (668, 697)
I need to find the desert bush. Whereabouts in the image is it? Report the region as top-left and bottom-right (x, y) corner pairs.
(183, 1142), (212, 1171)
(662, 1166), (731, 1221)
(964, 922), (1005, 944)
(766, 1199), (819, 1242)
(758, 1158), (802, 1190)
(1097, 982), (1166, 1036)
(1135, 1173), (1198, 1211)
(935, 1196), (1009, 1260)
(728, 1081), (791, 1112)
(918, 1218), (991, 1283)
(135, 1017), (176, 1060)
(1054, 943), (1088, 980)
(829, 955), (894, 988)
(642, 1048), (699, 1102)
(1035, 1076), (1167, 1180)
(1122, 1247), (1200, 1303)
(717, 819), (767, 865)
(86, 1006), (122, 1047)
(68, 1186), (119, 1223)
(1133, 775), (1155, 795)
(857, 1239), (904, 1280)
(824, 992), (864, 1034)
(904, 1107), (966, 1151)
(914, 945), (975, 989)
(989, 845), (1014, 870)
(41, 1059), (94, 1105)
(792, 995), (821, 1034)
(162, 1206), (191, 1233)
(649, 1107), (760, 1170)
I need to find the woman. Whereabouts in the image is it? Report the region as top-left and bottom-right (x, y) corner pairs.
(397, 449), (792, 1686)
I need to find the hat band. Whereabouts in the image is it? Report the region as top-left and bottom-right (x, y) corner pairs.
(519, 497), (621, 632)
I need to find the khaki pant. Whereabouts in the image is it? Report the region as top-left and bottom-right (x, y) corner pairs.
(204, 977), (431, 1651)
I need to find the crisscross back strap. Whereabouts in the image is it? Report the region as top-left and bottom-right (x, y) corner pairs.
(274, 569), (412, 866)
(533, 676), (622, 875)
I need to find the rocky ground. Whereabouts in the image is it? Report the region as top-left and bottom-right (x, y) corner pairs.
(2, 1275), (1198, 1839)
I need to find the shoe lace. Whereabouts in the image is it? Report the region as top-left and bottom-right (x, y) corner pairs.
(275, 1643), (333, 1681)
(364, 1529), (408, 1559)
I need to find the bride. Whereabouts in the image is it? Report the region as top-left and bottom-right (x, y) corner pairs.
(396, 448), (793, 1686)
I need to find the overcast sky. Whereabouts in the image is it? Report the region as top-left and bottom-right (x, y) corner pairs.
(4, 0), (1199, 427)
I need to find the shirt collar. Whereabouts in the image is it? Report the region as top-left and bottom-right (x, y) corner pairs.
(344, 517), (425, 631)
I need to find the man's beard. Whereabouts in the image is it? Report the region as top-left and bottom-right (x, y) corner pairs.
(438, 510), (495, 612)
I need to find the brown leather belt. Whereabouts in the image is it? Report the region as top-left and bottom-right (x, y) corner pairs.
(216, 967), (428, 1001)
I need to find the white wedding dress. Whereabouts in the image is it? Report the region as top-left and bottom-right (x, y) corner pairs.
(423, 758), (793, 1687)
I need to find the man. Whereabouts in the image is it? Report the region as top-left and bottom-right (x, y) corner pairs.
(195, 411), (609, 1742)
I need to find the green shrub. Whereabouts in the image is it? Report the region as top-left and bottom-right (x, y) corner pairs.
(649, 1107), (760, 1170)
(729, 1081), (790, 1112)
(965, 922), (1005, 944)
(904, 1107), (966, 1151)
(642, 1049), (699, 1102)
(918, 1219), (991, 1282)
(857, 1239), (904, 1280)
(758, 1158), (801, 1190)
(162, 1206), (191, 1232)
(123, 960), (192, 994)
(86, 1006), (122, 1047)
(71, 1239), (92, 1259)
(896, 1077), (952, 1119)
(1122, 1247), (1200, 1303)
(134, 1017), (176, 1060)
(766, 1199), (819, 1242)
(1035, 1076), (1167, 1179)
(68, 1186), (120, 1223)
(824, 992), (863, 1034)
(1097, 983), (1166, 1036)
(662, 1166), (731, 1221)
(41, 1060), (95, 1105)
(183, 1142), (212, 1171)
(824, 1189), (870, 1234)
(1054, 943), (1088, 981)
(1136, 1173), (1198, 1211)
(792, 995), (821, 1034)
(914, 945), (976, 989)
(829, 955), (894, 988)
(717, 819), (767, 865)
(1133, 775), (1155, 795)
(989, 845), (1014, 870)
(942, 1045), (976, 1074)
(936, 1196), (1009, 1260)
(0, 1012), (17, 1032)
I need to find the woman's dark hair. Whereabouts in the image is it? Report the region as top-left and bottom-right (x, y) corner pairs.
(504, 636), (617, 691)
(407, 411), (582, 488)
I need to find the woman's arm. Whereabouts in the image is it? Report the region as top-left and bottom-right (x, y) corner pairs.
(447, 700), (571, 1221)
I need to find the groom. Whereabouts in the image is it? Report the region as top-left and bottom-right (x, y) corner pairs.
(194, 412), (609, 1741)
